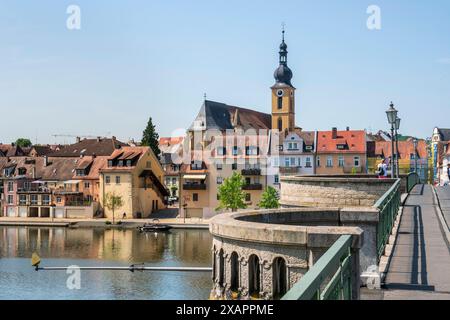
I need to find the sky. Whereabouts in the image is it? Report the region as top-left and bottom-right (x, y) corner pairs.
(0, 0), (449, 145)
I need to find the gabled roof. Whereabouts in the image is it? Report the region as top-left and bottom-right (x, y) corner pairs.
(30, 145), (54, 156)
(0, 144), (26, 157)
(317, 130), (366, 154)
(437, 128), (450, 141)
(48, 138), (126, 157)
(189, 100), (271, 131)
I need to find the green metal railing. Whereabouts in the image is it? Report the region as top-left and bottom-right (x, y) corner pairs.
(374, 179), (401, 261)
(407, 172), (420, 193)
(281, 235), (354, 300)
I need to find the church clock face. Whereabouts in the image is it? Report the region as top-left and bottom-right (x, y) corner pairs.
(276, 89), (284, 97)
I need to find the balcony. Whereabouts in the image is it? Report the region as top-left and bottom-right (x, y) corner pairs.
(183, 183), (207, 190)
(241, 168), (261, 176)
(17, 186), (51, 194)
(279, 167), (300, 175)
(65, 201), (93, 207)
(242, 183), (263, 191)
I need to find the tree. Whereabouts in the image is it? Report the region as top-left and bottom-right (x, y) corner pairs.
(170, 185), (178, 197)
(141, 117), (160, 158)
(103, 192), (123, 224)
(15, 138), (32, 148)
(216, 172), (247, 212)
(258, 186), (280, 209)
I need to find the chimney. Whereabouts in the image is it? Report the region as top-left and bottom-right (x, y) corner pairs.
(92, 153), (97, 159)
(332, 127), (338, 139)
(44, 156), (49, 167)
(11, 142), (15, 147)
(112, 136), (116, 141)
(97, 136), (101, 142)
(346, 126), (350, 131)
(76, 137), (81, 143)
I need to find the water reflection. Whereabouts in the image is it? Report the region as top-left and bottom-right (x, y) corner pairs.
(0, 227), (212, 300)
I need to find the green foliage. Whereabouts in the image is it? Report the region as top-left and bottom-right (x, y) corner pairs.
(258, 186), (280, 209)
(141, 117), (161, 158)
(103, 192), (123, 224)
(15, 138), (32, 148)
(216, 172), (247, 212)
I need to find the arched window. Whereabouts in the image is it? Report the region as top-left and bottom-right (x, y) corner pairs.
(230, 252), (239, 291)
(219, 249), (225, 287)
(278, 118), (283, 132)
(277, 97), (283, 109)
(272, 257), (287, 299)
(212, 246), (216, 282)
(248, 255), (260, 297)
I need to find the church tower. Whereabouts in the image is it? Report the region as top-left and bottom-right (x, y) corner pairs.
(271, 29), (296, 132)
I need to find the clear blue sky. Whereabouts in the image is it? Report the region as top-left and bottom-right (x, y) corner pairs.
(0, 0), (449, 144)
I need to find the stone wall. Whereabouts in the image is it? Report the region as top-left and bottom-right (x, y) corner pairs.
(209, 210), (363, 300)
(280, 176), (397, 208)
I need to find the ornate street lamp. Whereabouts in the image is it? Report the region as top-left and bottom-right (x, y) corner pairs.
(413, 138), (418, 174)
(386, 102), (398, 178)
(395, 117), (401, 178)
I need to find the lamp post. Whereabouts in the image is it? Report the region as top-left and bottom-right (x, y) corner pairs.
(413, 138), (418, 174)
(395, 117), (401, 178)
(386, 102), (398, 179)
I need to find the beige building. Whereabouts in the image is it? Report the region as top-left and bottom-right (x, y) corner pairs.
(99, 146), (169, 220)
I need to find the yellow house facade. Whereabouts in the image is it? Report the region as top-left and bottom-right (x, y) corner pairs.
(99, 146), (169, 220)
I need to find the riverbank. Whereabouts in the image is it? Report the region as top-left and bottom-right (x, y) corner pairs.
(0, 217), (210, 229)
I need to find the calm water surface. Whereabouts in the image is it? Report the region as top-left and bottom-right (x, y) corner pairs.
(0, 226), (212, 300)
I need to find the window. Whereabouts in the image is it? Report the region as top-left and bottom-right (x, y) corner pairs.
(216, 163), (223, 171)
(217, 147), (226, 156)
(56, 197), (62, 203)
(274, 175), (279, 184)
(115, 176), (121, 184)
(232, 163), (238, 170)
(7, 195), (13, 205)
(306, 157), (312, 168)
(327, 156), (333, 167)
(232, 146), (239, 156)
(217, 194), (220, 201)
(317, 156), (321, 167)
(290, 157), (296, 167)
(285, 158), (290, 167)
(19, 195), (26, 205)
(278, 118), (283, 131)
(217, 177), (223, 185)
(298, 158), (302, 167)
(354, 156), (360, 167)
(118, 160), (124, 167)
(277, 97), (283, 109)
(24, 182), (31, 191)
(42, 195), (50, 205)
(338, 156), (345, 167)
(410, 153), (416, 160)
(108, 160), (113, 167)
(246, 146), (258, 156)
(31, 195), (38, 205)
(172, 178), (177, 185)
(245, 193), (251, 202)
(126, 160), (132, 167)
(84, 182), (90, 189)
(105, 176), (111, 184)
(146, 161), (151, 168)
(7, 181), (13, 192)
(193, 193), (199, 202)
(272, 157), (280, 167)
(245, 177), (251, 185)
(288, 142), (298, 150)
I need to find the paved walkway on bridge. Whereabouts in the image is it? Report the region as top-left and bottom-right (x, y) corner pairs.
(381, 184), (450, 300)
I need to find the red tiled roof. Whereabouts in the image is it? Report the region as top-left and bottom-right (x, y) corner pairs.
(373, 140), (428, 159)
(317, 130), (366, 154)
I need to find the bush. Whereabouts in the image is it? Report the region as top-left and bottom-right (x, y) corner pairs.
(105, 221), (112, 225)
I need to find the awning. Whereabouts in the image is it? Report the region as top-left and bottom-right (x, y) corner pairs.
(183, 174), (207, 180)
(31, 180), (46, 184)
(64, 180), (82, 184)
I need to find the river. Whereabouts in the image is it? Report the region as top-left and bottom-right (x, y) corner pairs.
(0, 226), (212, 300)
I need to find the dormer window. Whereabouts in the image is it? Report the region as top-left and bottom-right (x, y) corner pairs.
(118, 160), (124, 167)
(108, 160), (113, 167)
(76, 169), (86, 176)
(336, 144), (347, 150)
(126, 160), (132, 167)
(18, 168), (27, 175)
